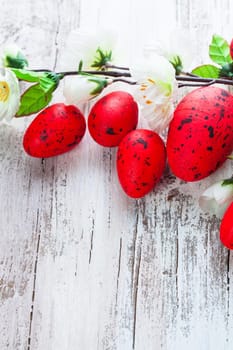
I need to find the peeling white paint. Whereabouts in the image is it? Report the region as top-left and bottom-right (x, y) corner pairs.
(0, 0), (232, 349)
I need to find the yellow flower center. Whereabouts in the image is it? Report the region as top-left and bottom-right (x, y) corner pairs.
(0, 81), (10, 102)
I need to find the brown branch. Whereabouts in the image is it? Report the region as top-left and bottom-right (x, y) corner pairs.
(31, 68), (233, 87)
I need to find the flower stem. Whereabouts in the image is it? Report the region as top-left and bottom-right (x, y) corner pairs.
(113, 78), (136, 85)
(104, 63), (130, 71)
(176, 76), (233, 87)
(32, 68), (233, 87)
(58, 70), (132, 78)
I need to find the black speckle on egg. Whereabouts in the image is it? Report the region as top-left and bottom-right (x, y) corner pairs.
(135, 138), (148, 149)
(221, 90), (229, 97)
(40, 130), (48, 141)
(208, 126), (214, 138)
(144, 157), (151, 166)
(194, 173), (201, 179)
(67, 135), (80, 147)
(219, 109), (225, 119)
(106, 127), (117, 135)
(177, 117), (192, 130)
(57, 136), (64, 143)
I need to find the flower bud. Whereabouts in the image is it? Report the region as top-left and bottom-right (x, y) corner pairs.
(199, 179), (233, 218)
(63, 75), (108, 105)
(2, 44), (28, 69)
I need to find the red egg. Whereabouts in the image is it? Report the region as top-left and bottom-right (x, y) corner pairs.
(167, 86), (233, 181)
(230, 38), (233, 60)
(23, 103), (86, 158)
(220, 202), (233, 249)
(116, 129), (166, 198)
(88, 91), (138, 147)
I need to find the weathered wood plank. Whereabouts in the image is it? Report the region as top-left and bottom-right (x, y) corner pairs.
(0, 0), (233, 350)
(0, 0), (66, 349)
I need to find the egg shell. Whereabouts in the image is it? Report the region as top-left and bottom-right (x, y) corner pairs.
(230, 38), (233, 60)
(23, 103), (86, 158)
(116, 129), (166, 198)
(167, 86), (233, 181)
(88, 91), (138, 147)
(220, 202), (233, 249)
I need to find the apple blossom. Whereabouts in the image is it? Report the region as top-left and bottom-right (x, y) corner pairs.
(130, 53), (177, 133)
(0, 68), (20, 121)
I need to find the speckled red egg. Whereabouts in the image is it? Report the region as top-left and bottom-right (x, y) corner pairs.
(220, 202), (233, 249)
(23, 103), (86, 158)
(116, 129), (166, 198)
(88, 91), (138, 147)
(167, 86), (233, 181)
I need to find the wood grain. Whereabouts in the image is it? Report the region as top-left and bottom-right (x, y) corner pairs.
(0, 0), (232, 349)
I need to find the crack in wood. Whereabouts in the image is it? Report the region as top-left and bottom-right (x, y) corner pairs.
(132, 244), (142, 350)
(49, 164), (59, 234)
(88, 217), (95, 265)
(41, 158), (46, 174)
(131, 205), (139, 295)
(131, 201), (142, 349)
(226, 249), (230, 336)
(27, 209), (41, 350)
(175, 229), (179, 303)
(52, 0), (61, 71)
(115, 237), (122, 308)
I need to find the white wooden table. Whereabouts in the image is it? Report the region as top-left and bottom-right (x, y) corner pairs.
(0, 1), (233, 349)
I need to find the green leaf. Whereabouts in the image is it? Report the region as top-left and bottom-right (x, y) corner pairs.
(5, 52), (28, 69)
(78, 60), (83, 72)
(169, 55), (183, 75)
(39, 76), (56, 93)
(209, 34), (232, 66)
(88, 77), (108, 95)
(39, 72), (63, 93)
(16, 84), (52, 117)
(228, 154), (233, 160)
(91, 47), (112, 69)
(10, 68), (44, 82)
(219, 63), (233, 78)
(222, 178), (233, 186)
(191, 64), (220, 78)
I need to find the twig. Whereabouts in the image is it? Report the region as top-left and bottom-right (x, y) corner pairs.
(105, 63), (130, 71)
(32, 68), (233, 87)
(175, 76), (233, 86)
(113, 78), (136, 85)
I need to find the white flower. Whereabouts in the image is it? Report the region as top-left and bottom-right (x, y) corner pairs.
(130, 53), (177, 133)
(1, 44), (28, 69)
(63, 75), (109, 105)
(199, 180), (233, 218)
(60, 28), (117, 71)
(143, 28), (195, 73)
(0, 68), (20, 121)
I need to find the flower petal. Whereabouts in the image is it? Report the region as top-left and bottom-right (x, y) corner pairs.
(60, 28), (117, 71)
(0, 68), (20, 121)
(199, 181), (233, 218)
